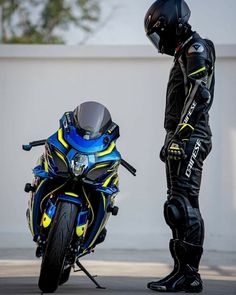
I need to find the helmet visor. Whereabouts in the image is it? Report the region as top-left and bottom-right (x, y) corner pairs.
(74, 101), (112, 140)
(147, 31), (161, 52)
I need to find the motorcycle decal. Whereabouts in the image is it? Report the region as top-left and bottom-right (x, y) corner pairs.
(76, 211), (89, 237)
(97, 141), (116, 157)
(42, 201), (56, 228)
(65, 192), (79, 197)
(58, 128), (69, 149)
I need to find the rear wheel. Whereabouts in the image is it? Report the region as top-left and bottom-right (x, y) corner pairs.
(38, 202), (78, 293)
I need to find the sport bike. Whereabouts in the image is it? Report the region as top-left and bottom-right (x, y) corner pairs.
(23, 101), (136, 293)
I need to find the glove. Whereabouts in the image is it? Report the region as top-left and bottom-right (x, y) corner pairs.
(159, 145), (167, 163)
(167, 139), (187, 161)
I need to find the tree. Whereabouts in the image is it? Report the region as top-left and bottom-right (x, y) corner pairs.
(0, 0), (101, 44)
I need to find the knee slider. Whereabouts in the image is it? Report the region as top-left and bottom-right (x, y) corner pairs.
(164, 196), (189, 228)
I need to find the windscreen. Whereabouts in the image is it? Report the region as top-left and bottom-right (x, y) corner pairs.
(73, 101), (112, 139)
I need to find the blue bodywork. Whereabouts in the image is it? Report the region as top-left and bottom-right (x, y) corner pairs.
(30, 111), (121, 250)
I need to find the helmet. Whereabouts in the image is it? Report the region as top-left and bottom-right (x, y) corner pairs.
(144, 0), (191, 56)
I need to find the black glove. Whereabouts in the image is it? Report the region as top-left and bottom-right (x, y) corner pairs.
(159, 145), (167, 163)
(167, 139), (187, 161)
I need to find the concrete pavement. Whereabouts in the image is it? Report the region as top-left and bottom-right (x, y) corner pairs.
(0, 248), (235, 295)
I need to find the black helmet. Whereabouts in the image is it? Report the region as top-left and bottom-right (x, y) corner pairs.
(144, 0), (191, 56)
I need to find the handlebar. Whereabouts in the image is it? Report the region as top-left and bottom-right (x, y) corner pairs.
(120, 159), (136, 176)
(22, 139), (46, 151)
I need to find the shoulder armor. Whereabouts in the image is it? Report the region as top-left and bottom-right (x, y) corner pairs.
(188, 42), (205, 54)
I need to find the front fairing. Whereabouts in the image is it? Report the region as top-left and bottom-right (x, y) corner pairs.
(30, 110), (121, 244)
(33, 112), (121, 187)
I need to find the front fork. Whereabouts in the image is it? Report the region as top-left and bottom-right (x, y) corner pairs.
(38, 187), (118, 257)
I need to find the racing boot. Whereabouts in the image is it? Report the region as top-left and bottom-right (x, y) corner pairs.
(148, 239), (178, 288)
(147, 239), (203, 293)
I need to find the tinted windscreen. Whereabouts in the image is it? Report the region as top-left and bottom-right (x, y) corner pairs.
(74, 101), (112, 139)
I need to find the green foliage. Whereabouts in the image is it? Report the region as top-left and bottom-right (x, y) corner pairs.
(0, 0), (101, 44)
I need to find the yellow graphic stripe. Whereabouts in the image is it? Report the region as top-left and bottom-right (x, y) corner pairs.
(188, 67), (206, 77)
(40, 181), (67, 212)
(88, 193), (109, 249)
(44, 158), (49, 172)
(113, 176), (119, 185)
(178, 123), (194, 132)
(29, 179), (46, 236)
(55, 150), (68, 166)
(58, 128), (69, 149)
(97, 141), (115, 157)
(170, 146), (180, 150)
(103, 172), (117, 187)
(89, 163), (109, 173)
(101, 192), (106, 210)
(65, 192), (78, 197)
(82, 186), (94, 227)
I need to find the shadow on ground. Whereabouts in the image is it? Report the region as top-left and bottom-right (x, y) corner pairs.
(0, 276), (236, 295)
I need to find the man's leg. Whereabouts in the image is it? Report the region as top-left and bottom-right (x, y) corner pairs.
(148, 136), (210, 292)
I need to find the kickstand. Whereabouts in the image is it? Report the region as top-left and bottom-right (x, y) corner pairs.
(75, 260), (106, 289)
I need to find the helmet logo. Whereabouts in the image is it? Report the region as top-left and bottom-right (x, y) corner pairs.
(188, 43), (204, 54)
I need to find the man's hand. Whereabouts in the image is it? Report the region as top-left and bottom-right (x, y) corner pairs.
(167, 139), (187, 161)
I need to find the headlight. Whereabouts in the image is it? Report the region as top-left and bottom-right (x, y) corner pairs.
(71, 153), (88, 176)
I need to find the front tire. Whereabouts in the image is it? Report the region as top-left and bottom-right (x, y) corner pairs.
(38, 202), (78, 293)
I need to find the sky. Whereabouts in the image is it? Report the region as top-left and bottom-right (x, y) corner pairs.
(65, 0), (236, 45)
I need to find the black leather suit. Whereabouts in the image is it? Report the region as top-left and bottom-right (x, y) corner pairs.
(163, 32), (215, 246)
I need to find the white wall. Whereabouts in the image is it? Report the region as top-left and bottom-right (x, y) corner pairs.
(67, 0), (236, 45)
(0, 44), (235, 251)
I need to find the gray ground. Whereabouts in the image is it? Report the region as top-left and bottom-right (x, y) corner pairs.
(0, 248), (235, 295)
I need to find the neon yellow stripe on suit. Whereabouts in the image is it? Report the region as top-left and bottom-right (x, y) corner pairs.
(97, 142), (115, 157)
(58, 128), (69, 149)
(188, 67), (206, 76)
(178, 123), (194, 132)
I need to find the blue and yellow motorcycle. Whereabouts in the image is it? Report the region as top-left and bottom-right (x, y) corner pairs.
(23, 101), (136, 293)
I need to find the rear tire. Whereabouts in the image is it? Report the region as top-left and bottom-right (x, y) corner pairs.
(38, 202), (78, 293)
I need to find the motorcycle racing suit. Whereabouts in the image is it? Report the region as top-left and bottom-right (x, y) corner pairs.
(156, 31), (216, 292)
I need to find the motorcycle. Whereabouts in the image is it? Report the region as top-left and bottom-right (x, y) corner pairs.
(23, 101), (136, 293)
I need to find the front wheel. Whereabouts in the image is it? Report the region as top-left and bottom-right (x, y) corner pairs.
(38, 202), (78, 293)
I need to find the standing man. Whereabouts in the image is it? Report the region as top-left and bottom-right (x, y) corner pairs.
(144, 0), (215, 293)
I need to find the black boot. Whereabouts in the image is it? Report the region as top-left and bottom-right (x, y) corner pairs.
(147, 239), (178, 288)
(147, 239), (203, 293)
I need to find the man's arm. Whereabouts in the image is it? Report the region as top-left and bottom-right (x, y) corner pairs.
(174, 41), (214, 140)
(167, 41), (214, 160)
